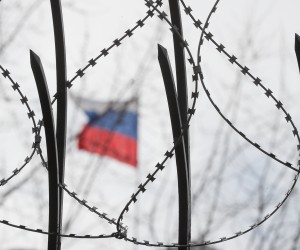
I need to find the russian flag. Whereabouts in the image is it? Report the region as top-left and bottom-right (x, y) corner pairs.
(77, 98), (138, 167)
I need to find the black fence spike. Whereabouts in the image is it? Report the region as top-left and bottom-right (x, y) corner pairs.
(49, 1), (67, 248)
(295, 33), (300, 74)
(30, 50), (60, 250)
(158, 43), (191, 250)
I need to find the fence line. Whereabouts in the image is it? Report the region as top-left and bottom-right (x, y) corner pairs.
(0, 0), (299, 248)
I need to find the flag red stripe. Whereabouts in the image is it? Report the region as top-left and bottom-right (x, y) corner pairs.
(78, 125), (137, 167)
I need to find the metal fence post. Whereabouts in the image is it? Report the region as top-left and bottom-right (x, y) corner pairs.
(30, 51), (60, 250)
(49, 1), (67, 249)
(295, 33), (300, 73)
(158, 44), (191, 250)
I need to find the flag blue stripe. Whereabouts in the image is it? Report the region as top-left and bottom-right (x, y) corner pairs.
(86, 110), (137, 140)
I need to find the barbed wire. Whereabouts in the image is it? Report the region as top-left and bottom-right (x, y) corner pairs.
(112, 0), (300, 247)
(0, 67), (120, 239)
(0, 0), (299, 248)
(0, 0), (164, 238)
(0, 65), (43, 187)
(0, 219), (115, 239)
(0, 66), (120, 238)
(180, 0), (300, 173)
(60, 184), (128, 233)
(114, 0), (209, 243)
(64, 0), (163, 91)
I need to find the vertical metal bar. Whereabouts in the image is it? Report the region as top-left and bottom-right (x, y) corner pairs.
(168, 0), (190, 179)
(49, 1), (67, 248)
(295, 33), (300, 74)
(30, 50), (60, 250)
(158, 44), (190, 249)
(167, 1), (191, 248)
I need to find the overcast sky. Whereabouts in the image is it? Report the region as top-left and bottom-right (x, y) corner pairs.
(1, 1), (300, 250)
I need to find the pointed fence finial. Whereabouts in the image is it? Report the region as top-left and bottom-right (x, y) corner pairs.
(295, 33), (300, 74)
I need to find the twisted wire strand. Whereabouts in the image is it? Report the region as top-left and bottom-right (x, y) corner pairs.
(180, 0), (300, 173)
(0, 66), (114, 239)
(112, 0), (300, 247)
(191, 0), (300, 244)
(0, 65), (42, 187)
(64, 0), (163, 90)
(60, 183), (128, 233)
(186, 0), (300, 240)
(0, 181), (125, 239)
(1, 0), (299, 246)
(0, 0), (164, 237)
(0, 219), (114, 239)
(115, 0), (200, 241)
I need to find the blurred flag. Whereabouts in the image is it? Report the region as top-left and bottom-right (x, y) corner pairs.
(77, 98), (138, 167)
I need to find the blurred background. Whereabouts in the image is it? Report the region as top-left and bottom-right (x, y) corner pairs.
(0, 0), (300, 249)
